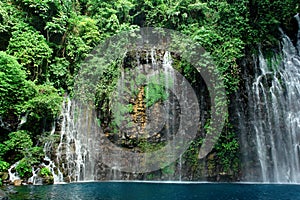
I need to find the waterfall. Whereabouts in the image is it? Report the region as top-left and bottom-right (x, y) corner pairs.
(28, 167), (43, 185)
(55, 98), (100, 182)
(179, 154), (182, 181)
(161, 51), (180, 180)
(8, 162), (20, 183)
(17, 113), (28, 130)
(43, 122), (64, 183)
(240, 15), (300, 183)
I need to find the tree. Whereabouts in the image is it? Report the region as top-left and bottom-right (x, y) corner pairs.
(0, 51), (34, 117)
(21, 84), (63, 137)
(7, 24), (52, 83)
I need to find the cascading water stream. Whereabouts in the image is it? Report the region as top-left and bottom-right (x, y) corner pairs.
(240, 15), (300, 183)
(28, 168), (43, 185)
(8, 162), (20, 183)
(43, 122), (64, 183)
(161, 51), (180, 180)
(54, 98), (100, 182)
(179, 154), (182, 181)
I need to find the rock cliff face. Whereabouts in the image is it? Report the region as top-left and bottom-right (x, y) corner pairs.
(43, 50), (240, 183)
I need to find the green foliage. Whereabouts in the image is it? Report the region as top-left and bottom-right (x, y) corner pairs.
(16, 158), (32, 179)
(144, 83), (168, 107)
(39, 167), (52, 177)
(23, 84), (63, 120)
(19, 84), (63, 137)
(4, 130), (33, 161)
(65, 15), (100, 69)
(95, 62), (120, 125)
(110, 101), (132, 129)
(213, 38), (244, 92)
(45, 12), (68, 41)
(0, 3), (15, 50)
(161, 165), (175, 176)
(0, 51), (34, 115)
(141, 0), (299, 92)
(184, 138), (203, 168)
(142, 0), (208, 28)
(27, 146), (45, 165)
(76, 16), (101, 47)
(0, 160), (10, 172)
(0, 144), (7, 158)
(247, 0), (299, 49)
(146, 173), (154, 180)
(2, 130), (44, 164)
(11, 0), (61, 32)
(48, 57), (71, 90)
(5, 130), (33, 151)
(137, 139), (165, 153)
(1, 130), (44, 178)
(86, 0), (137, 38)
(65, 34), (90, 69)
(214, 123), (240, 173)
(7, 24), (52, 82)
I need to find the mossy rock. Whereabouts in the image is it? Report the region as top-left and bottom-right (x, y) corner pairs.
(42, 176), (54, 185)
(0, 172), (8, 180)
(1, 173), (8, 180)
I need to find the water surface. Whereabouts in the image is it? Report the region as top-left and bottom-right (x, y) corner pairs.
(6, 181), (300, 200)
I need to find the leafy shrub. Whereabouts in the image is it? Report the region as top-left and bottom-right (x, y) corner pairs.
(161, 165), (175, 176)
(7, 24), (52, 82)
(0, 160), (10, 171)
(16, 159), (32, 179)
(39, 167), (52, 177)
(214, 124), (240, 173)
(144, 83), (168, 107)
(28, 147), (45, 165)
(24, 84), (63, 120)
(137, 139), (165, 153)
(0, 51), (34, 116)
(4, 130), (33, 162)
(0, 144), (8, 158)
(3, 130), (44, 164)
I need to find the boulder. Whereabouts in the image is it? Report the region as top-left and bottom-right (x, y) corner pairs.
(1, 173), (8, 180)
(0, 189), (8, 200)
(42, 176), (54, 185)
(13, 180), (22, 186)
